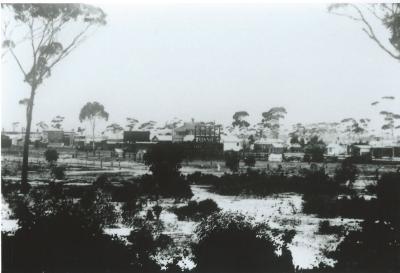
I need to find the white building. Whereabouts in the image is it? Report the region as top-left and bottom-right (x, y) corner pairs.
(327, 143), (347, 156)
(222, 135), (242, 152)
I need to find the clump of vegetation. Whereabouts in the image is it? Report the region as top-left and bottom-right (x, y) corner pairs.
(50, 165), (66, 181)
(186, 171), (220, 185)
(193, 212), (295, 273)
(1, 183), (183, 273)
(2, 186), (147, 273)
(244, 154), (256, 167)
(302, 194), (376, 219)
(224, 151), (240, 173)
(333, 158), (358, 184)
(172, 199), (220, 221)
(144, 143), (193, 198)
(44, 148), (66, 181)
(303, 136), (326, 163)
(317, 220), (344, 235)
(328, 220), (400, 273)
(375, 172), (400, 227)
(209, 167), (344, 196)
(44, 148), (59, 165)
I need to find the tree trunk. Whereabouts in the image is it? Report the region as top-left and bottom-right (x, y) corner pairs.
(21, 85), (36, 193)
(92, 118), (96, 156)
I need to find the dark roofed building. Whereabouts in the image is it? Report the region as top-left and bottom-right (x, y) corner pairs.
(123, 131), (150, 144)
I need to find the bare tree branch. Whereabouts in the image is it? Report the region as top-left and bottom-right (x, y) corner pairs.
(8, 47), (27, 76)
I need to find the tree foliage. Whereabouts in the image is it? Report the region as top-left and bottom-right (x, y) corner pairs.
(79, 101), (109, 152)
(232, 111), (250, 129)
(106, 123), (123, 134)
(261, 107), (287, 138)
(44, 148), (59, 164)
(328, 4), (400, 61)
(51, 115), (64, 130)
(2, 4), (107, 191)
(304, 136), (326, 162)
(126, 117), (139, 131)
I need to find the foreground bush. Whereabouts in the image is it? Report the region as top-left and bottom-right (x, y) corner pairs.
(2, 188), (134, 273)
(375, 172), (400, 226)
(193, 212), (295, 273)
(329, 220), (400, 273)
(1, 185), (175, 273)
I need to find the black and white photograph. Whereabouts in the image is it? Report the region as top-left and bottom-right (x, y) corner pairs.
(1, 2), (400, 273)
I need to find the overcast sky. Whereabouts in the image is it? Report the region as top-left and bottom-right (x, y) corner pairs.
(2, 3), (400, 133)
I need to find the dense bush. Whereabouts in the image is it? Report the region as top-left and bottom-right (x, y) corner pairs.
(375, 172), (400, 226)
(1, 184), (181, 273)
(329, 220), (400, 273)
(302, 195), (376, 218)
(244, 154), (256, 167)
(333, 158), (358, 184)
(144, 143), (184, 179)
(303, 136), (326, 163)
(50, 165), (66, 180)
(143, 144), (192, 198)
(173, 199), (220, 221)
(317, 220), (344, 235)
(2, 187), (138, 273)
(209, 168), (344, 196)
(44, 148), (59, 164)
(193, 212), (295, 273)
(186, 171), (220, 185)
(224, 151), (240, 173)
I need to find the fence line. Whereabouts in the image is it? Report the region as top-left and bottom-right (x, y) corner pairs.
(2, 153), (147, 171)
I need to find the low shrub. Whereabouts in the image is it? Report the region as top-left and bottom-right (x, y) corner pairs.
(317, 220), (344, 235)
(193, 212), (295, 273)
(328, 220), (400, 273)
(173, 199), (220, 221)
(224, 151), (240, 173)
(333, 158), (358, 184)
(244, 154), (256, 167)
(44, 148), (59, 164)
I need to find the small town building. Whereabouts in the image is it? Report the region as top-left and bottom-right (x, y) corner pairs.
(351, 144), (372, 156)
(43, 130), (64, 144)
(152, 135), (173, 143)
(254, 139), (285, 154)
(327, 143), (347, 156)
(123, 131), (150, 144)
(288, 143), (303, 153)
(222, 135), (242, 152)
